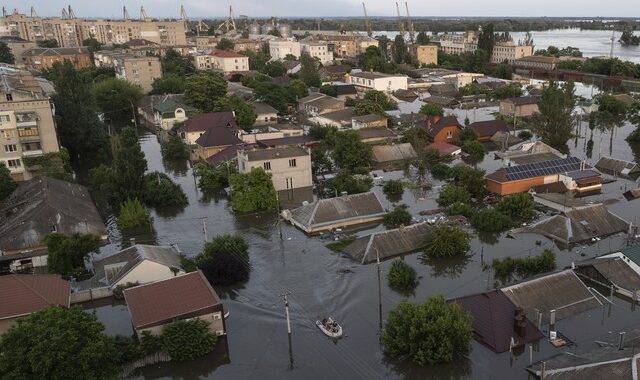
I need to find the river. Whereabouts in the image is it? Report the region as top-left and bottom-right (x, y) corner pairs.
(80, 86), (640, 379)
(371, 29), (640, 63)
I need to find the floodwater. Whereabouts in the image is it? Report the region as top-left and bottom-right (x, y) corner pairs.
(373, 29), (640, 63)
(83, 82), (640, 379)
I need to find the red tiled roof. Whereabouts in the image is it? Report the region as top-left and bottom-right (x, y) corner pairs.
(450, 290), (544, 353)
(124, 271), (222, 329)
(181, 111), (237, 133)
(211, 50), (246, 58)
(0, 274), (70, 319)
(426, 141), (461, 156)
(469, 120), (509, 138)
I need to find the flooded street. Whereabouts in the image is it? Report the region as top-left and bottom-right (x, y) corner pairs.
(81, 80), (640, 379)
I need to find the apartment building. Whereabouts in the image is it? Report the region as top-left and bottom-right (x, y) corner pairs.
(515, 56), (560, 71)
(346, 71), (408, 93)
(0, 36), (37, 67)
(315, 35), (378, 58)
(233, 39), (266, 54)
(269, 39), (301, 60)
(95, 50), (161, 93)
(211, 50), (249, 73)
(1, 11), (187, 47)
(22, 47), (92, 70)
(408, 44), (438, 66)
(237, 146), (312, 192)
(490, 42), (533, 64)
(436, 31), (478, 54)
(0, 67), (60, 181)
(300, 41), (334, 65)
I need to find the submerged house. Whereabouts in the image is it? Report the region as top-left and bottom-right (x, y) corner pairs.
(450, 290), (543, 353)
(340, 222), (432, 264)
(594, 156), (640, 179)
(0, 177), (107, 271)
(573, 256), (640, 300)
(282, 192), (386, 234)
(371, 143), (417, 167)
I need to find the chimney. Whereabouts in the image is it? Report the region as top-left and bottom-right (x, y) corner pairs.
(514, 307), (527, 337)
(129, 237), (136, 246)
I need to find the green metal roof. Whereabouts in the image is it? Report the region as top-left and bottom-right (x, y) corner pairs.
(621, 245), (640, 267)
(153, 99), (196, 117)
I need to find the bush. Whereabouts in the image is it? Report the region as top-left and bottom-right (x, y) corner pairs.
(460, 140), (485, 161)
(387, 260), (418, 295)
(328, 172), (373, 195)
(384, 204), (412, 229)
(627, 127), (640, 142)
(437, 185), (472, 207)
(446, 202), (477, 218)
(195, 163), (235, 192)
(196, 234), (250, 286)
(112, 282), (140, 300)
(118, 198), (151, 229)
(161, 319), (217, 362)
(229, 168), (278, 212)
(517, 130), (533, 140)
(472, 208), (512, 233)
(495, 193), (535, 222)
(492, 249), (556, 279)
(44, 233), (101, 277)
(0, 162), (17, 200)
(114, 335), (143, 365)
(382, 296), (473, 365)
(423, 224), (470, 258)
(458, 127), (478, 141)
(383, 179), (404, 201)
(161, 134), (189, 160)
(430, 163), (451, 180)
(450, 164), (487, 199)
(143, 172), (188, 207)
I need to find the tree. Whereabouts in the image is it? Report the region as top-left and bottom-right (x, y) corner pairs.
(0, 42), (15, 64)
(161, 319), (217, 361)
(531, 81), (576, 148)
(392, 35), (408, 64)
(430, 163), (451, 180)
(423, 224), (470, 258)
(437, 185), (472, 207)
(382, 296), (473, 365)
(216, 38), (235, 51)
(384, 204), (412, 229)
(458, 127), (478, 142)
(299, 52), (321, 87)
(383, 179), (404, 202)
(619, 29), (640, 46)
(490, 63), (513, 80)
(117, 198), (151, 229)
(184, 72), (228, 112)
(37, 39), (59, 48)
(197, 234), (249, 262)
(477, 23), (495, 55)
(143, 172), (188, 207)
(113, 128), (147, 204)
(328, 172), (373, 195)
(93, 78), (143, 125)
(461, 140), (485, 162)
(320, 84), (338, 97)
(150, 74), (185, 95)
(229, 168), (278, 212)
(195, 163), (235, 193)
(419, 103), (444, 117)
(495, 193), (535, 222)
(197, 234), (250, 286)
(311, 148), (333, 175)
(596, 93), (629, 116)
(161, 134), (189, 160)
(387, 260), (418, 295)
(450, 164), (486, 199)
(332, 130), (372, 171)
(491, 83), (523, 100)
(284, 54), (297, 61)
(518, 130), (533, 140)
(213, 95), (257, 130)
(492, 249), (556, 279)
(287, 79), (309, 100)
(416, 31), (430, 45)
(48, 61), (109, 163)
(242, 49), (271, 71)
(472, 208), (512, 233)
(0, 306), (118, 379)
(82, 37), (103, 53)
(359, 46), (396, 73)
(363, 90), (397, 110)
(161, 48), (196, 77)
(354, 100), (386, 116)
(44, 233), (101, 277)
(262, 61), (287, 77)
(0, 162), (16, 200)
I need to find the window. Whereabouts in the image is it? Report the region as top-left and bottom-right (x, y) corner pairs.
(263, 161), (271, 170)
(6, 159), (20, 168)
(213, 313), (221, 320)
(0, 130), (14, 138)
(148, 61), (152, 66)
(0, 115), (10, 123)
(4, 144), (17, 152)
(5, 94), (12, 101)
(289, 159), (296, 167)
(446, 131), (453, 139)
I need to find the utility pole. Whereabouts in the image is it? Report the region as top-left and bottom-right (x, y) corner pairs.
(202, 217), (208, 241)
(281, 291), (292, 334)
(129, 101), (138, 133)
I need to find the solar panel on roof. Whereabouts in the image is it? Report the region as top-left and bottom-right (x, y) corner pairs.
(502, 157), (582, 182)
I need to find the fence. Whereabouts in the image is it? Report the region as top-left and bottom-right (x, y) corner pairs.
(120, 351), (172, 379)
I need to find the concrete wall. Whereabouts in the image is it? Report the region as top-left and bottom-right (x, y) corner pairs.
(70, 287), (113, 303)
(136, 311), (225, 337)
(122, 57), (161, 93)
(269, 40), (301, 60)
(213, 56), (249, 73)
(117, 260), (184, 287)
(238, 151), (312, 192)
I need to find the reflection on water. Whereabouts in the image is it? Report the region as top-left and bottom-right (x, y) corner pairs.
(420, 253), (473, 279)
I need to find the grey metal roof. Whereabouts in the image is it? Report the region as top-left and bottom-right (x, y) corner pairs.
(287, 192), (385, 230)
(356, 127), (396, 140)
(371, 143), (417, 163)
(576, 257), (640, 294)
(252, 101), (279, 115)
(244, 146), (308, 161)
(341, 222), (432, 264)
(0, 177), (106, 253)
(352, 114), (387, 123)
(595, 156), (640, 178)
(510, 152), (570, 165)
(620, 245), (640, 268)
(91, 244), (182, 288)
(501, 270), (602, 324)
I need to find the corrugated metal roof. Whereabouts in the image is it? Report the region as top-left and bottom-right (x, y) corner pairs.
(502, 270), (602, 324)
(341, 222), (432, 263)
(372, 143), (417, 163)
(620, 245), (640, 268)
(595, 156), (640, 178)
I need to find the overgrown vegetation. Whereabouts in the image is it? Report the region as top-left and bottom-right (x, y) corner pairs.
(383, 179), (404, 202)
(44, 233), (101, 278)
(229, 168), (278, 212)
(196, 234), (251, 286)
(161, 319), (217, 361)
(0, 162), (16, 200)
(423, 224), (470, 258)
(387, 260), (418, 295)
(383, 205), (412, 229)
(161, 134), (190, 160)
(143, 172), (188, 208)
(491, 249), (556, 280)
(117, 198), (152, 229)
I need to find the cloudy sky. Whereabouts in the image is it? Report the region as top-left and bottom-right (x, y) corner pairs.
(7, 1), (640, 18)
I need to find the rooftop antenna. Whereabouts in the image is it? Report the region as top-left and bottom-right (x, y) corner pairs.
(395, 2), (405, 40)
(67, 5), (75, 19)
(140, 6), (147, 21)
(123, 6), (130, 21)
(30, 6), (38, 18)
(405, 1), (415, 43)
(362, 2), (372, 38)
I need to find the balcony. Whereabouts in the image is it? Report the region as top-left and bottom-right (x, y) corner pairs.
(15, 113), (39, 128)
(22, 150), (43, 157)
(19, 134), (41, 143)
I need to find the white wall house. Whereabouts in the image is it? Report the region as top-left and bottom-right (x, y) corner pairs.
(346, 72), (408, 93)
(211, 50), (249, 73)
(300, 41), (334, 64)
(269, 39), (301, 60)
(237, 147), (312, 191)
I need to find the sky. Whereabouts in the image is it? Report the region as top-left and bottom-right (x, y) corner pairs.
(6, 1), (640, 19)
